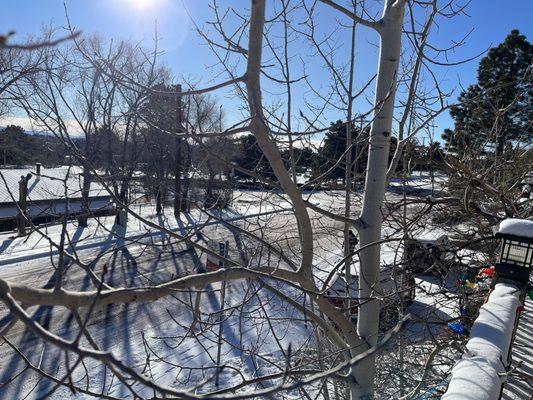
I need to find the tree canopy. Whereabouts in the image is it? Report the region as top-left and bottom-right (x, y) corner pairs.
(233, 134), (275, 181)
(311, 120), (368, 183)
(0, 125), (65, 166)
(443, 30), (532, 156)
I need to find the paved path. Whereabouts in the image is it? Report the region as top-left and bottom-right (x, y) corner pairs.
(502, 292), (533, 400)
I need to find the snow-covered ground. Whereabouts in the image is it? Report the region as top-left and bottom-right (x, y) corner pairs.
(0, 174), (467, 399)
(0, 202), (291, 267)
(0, 215), (311, 398)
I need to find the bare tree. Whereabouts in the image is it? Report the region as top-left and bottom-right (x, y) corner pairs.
(0, 1), (499, 399)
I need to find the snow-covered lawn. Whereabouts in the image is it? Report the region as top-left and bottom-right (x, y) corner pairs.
(0, 176), (470, 399)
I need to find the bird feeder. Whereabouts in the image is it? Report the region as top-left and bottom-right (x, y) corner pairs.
(495, 219), (533, 284)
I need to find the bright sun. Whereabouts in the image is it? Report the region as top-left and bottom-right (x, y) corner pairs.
(123, 0), (161, 11)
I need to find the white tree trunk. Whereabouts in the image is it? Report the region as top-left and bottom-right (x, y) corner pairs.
(352, 1), (405, 398)
(245, 0), (314, 277)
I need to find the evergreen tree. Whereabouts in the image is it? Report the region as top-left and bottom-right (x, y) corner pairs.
(233, 134), (275, 181)
(0, 125), (42, 165)
(444, 30), (532, 156)
(0, 125), (69, 166)
(312, 120), (367, 183)
(280, 147), (316, 174)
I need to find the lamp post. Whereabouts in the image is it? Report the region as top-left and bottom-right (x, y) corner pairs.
(495, 219), (533, 285)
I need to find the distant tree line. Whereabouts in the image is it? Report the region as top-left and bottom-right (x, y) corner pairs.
(2, 121), (436, 191)
(233, 121), (408, 188)
(0, 125), (71, 165)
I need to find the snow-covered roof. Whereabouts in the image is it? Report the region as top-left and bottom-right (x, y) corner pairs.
(0, 165), (110, 204)
(498, 218), (533, 239)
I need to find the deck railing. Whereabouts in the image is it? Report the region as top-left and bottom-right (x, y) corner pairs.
(442, 283), (523, 399)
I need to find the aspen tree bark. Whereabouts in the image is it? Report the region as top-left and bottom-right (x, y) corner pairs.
(245, 3), (364, 383)
(245, 0), (314, 276)
(353, 1), (406, 398)
(344, 7), (357, 330)
(78, 166), (91, 227)
(247, 1), (406, 398)
(174, 85), (183, 217)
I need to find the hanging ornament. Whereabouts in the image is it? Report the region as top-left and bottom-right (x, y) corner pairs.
(465, 280), (476, 290)
(448, 321), (465, 335)
(480, 266), (495, 276)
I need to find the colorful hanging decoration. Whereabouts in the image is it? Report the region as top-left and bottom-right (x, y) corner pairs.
(527, 286), (533, 301)
(464, 280), (476, 290)
(448, 320), (466, 335)
(478, 266), (495, 277)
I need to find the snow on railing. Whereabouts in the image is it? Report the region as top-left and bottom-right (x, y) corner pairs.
(444, 218), (532, 398)
(442, 283), (522, 399)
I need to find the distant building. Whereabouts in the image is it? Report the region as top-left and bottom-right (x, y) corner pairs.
(0, 164), (114, 231)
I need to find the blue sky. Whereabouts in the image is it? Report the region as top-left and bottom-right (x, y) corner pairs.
(3, 0), (532, 141)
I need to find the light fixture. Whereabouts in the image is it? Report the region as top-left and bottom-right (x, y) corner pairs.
(495, 219), (533, 285)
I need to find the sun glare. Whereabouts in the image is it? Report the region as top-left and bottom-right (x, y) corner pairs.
(123, 0), (162, 11)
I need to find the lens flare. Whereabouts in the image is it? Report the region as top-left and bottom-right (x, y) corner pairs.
(122, 0), (162, 11)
